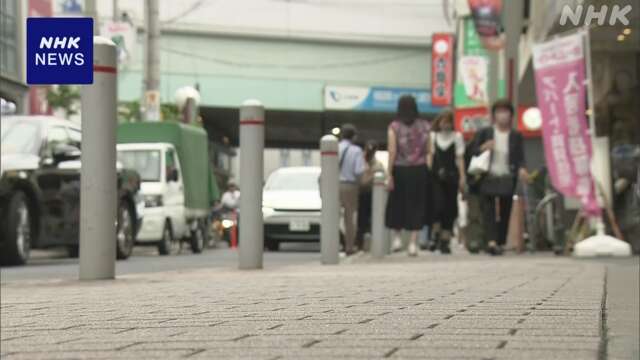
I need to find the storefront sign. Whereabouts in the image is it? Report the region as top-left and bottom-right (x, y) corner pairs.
(26, 17), (93, 84)
(455, 106), (542, 140)
(324, 86), (442, 114)
(57, 0), (84, 15)
(454, 107), (490, 140)
(431, 33), (454, 106)
(28, 0), (53, 114)
(533, 31), (600, 217)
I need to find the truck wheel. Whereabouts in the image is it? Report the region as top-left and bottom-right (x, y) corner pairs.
(116, 201), (135, 260)
(0, 191), (32, 266)
(190, 223), (205, 254)
(265, 237), (280, 252)
(158, 221), (179, 255)
(67, 245), (79, 258)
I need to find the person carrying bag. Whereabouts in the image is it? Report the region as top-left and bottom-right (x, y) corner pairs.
(468, 99), (528, 255)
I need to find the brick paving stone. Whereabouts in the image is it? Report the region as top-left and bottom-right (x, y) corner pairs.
(1, 255), (634, 359)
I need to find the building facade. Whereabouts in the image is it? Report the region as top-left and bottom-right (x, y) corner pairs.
(0, 0), (27, 114)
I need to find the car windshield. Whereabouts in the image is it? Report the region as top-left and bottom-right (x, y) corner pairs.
(117, 150), (161, 182)
(1, 119), (41, 155)
(265, 170), (319, 191)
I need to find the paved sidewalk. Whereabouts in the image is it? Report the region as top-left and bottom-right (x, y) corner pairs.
(1, 254), (637, 359)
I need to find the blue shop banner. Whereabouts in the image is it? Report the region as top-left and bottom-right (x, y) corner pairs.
(324, 85), (442, 114)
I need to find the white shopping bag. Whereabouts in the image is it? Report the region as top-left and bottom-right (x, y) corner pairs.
(468, 150), (491, 176)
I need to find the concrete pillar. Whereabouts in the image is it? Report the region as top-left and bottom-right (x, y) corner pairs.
(238, 99), (265, 269)
(371, 171), (387, 259)
(79, 37), (118, 280)
(320, 135), (340, 265)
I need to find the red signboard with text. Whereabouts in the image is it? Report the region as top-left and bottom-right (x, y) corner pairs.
(431, 33), (454, 107)
(455, 106), (542, 140)
(455, 107), (489, 140)
(28, 0), (53, 115)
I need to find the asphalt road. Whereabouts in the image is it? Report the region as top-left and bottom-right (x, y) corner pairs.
(0, 242), (321, 283)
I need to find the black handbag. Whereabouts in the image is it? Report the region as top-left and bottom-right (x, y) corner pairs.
(479, 175), (515, 197)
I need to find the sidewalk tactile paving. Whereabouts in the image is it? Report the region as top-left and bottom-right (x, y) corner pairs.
(1, 256), (616, 359)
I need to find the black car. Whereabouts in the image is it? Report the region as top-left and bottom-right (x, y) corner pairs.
(0, 116), (143, 265)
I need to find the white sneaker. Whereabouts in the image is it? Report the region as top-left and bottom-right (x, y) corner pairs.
(392, 237), (403, 252)
(408, 240), (418, 257)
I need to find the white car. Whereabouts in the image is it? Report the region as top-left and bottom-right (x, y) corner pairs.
(262, 167), (322, 251)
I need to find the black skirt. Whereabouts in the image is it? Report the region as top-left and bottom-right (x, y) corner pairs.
(386, 165), (433, 231)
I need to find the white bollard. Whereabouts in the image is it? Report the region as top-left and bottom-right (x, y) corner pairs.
(238, 99), (265, 269)
(79, 37), (118, 280)
(371, 171), (387, 259)
(574, 220), (631, 257)
(320, 135), (340, 265)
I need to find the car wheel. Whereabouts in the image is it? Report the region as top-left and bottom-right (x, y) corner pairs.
(190, 222), (205, 254)
(0, 191), (32, 266)
(265, 237), (280, 252)
(158, 221), (179, 255)
(116, 201), (135, 260)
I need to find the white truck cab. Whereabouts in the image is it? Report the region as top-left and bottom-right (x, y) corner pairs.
(117, 143), (192, 254)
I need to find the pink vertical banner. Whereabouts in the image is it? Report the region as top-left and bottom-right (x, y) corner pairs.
(532, 32), (600, 217)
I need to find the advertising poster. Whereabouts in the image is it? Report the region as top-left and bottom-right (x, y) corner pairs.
(454, 18), (505, 109)
(533, 32), (600, 217)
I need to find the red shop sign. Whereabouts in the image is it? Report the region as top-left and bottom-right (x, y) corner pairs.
(431, 33), (454, 107)
(455, 106), (542, 140)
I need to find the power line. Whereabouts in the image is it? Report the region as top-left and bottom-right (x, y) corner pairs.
(160, 46), (426, 69)
(162, 0), (211, 25)
(270, 0), (442, 7)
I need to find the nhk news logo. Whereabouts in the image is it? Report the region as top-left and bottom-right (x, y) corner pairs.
(559, 4), (632, 26)
(27, 17), (93, 85)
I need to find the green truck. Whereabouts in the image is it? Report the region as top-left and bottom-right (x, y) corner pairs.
(116, 122), (219, 255)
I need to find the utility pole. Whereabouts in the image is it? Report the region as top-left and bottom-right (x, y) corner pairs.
(113, 0), (119, 21)
(487, 50), (500, 107)
(143, 0), (161, 122)
(84, 0), (98, 34)
(503, 0), (525, 125)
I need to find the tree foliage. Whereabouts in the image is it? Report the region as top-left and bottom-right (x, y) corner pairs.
(46, 85), (80, 118)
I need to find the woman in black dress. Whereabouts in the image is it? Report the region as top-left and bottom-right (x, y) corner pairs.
(428, 110), (466, 254)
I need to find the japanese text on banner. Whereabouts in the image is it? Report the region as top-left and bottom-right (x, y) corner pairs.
(532, 32), (600, 217)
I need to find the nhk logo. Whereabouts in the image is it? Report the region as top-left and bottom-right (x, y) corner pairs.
(559, 4), (632, 26)
(35, 37), (85, 66)
(27, 17), (93, 85)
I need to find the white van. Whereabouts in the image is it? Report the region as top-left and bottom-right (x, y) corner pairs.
(117, 143), (202, 255)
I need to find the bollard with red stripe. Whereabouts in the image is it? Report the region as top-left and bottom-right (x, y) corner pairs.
(320, 134), (340, 265)
(79, 37), (118, 280)
(371, 171), (388, 259)
(238, 99), (265, 270)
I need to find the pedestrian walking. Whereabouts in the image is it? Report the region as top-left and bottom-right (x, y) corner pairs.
(468, 99), (527, 255)
(356, 140), (385, 252)
(338, 124), (366, 256)
(428, 109), (466, 254)
(386, 95), (432, 257)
